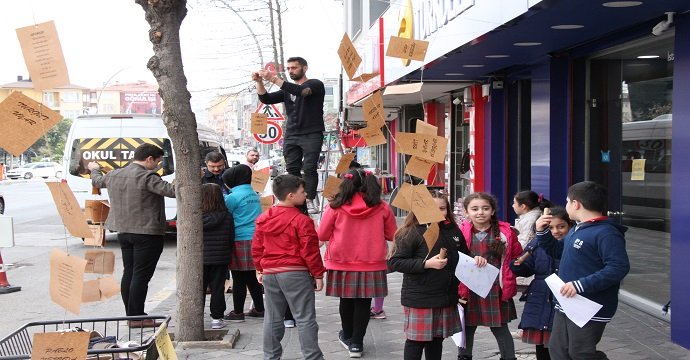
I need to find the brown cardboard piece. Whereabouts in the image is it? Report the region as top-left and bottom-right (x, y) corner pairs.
(84, 225), (105, 247)
(84, 250), (115, 274)
(395, 132), (448, 163)
(16, 21), (70, 91)
(383, 82), (423, 96)
(31, 332), (89, 360)
(260, 195), (274, 213)
(46, 182), (94, 239)
(391, 182), (413, 212)
(411, 185), (445, 224)
(154, 322), (178, 360)
(335, 153), (356, 175)
(251, 112), (268, 134)
(322, 176), (343, 200)
(49, 249), (87, 315)
(351, 72), (379, 82)
(359, 126), (387, 147)
(98, 276), (121, 300)
(415, 119), (438, 136)
(84, 200), (109, 224)
(423, 222), (440, 252)
(386, 36), (430, 61)
(337, 32), (362, 80)
(82, 279), (101, 303)
(251, 169), (270, 193)
(405, 156), (435, 179)
(0, 92), (63, 156)
(362, 91), (385, 128)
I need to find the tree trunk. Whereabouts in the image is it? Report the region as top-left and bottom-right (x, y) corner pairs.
(268, 0), (281, 79)
(275, 0), (285, 79)
(135, 0), (204, 342)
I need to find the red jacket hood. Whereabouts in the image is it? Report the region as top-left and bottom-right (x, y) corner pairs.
(255, 206), (302, 233)
(336, 193), (383, 218)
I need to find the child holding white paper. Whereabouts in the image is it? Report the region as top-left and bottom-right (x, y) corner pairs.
(510, 207), (571, 360)
(318, 168), (397, 358)
(388, 191), (469, 360)
(537, 182), (629, 359)
(457, 192), (522, 360)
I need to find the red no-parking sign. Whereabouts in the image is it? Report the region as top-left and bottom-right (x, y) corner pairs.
(254, 120), (283, 144)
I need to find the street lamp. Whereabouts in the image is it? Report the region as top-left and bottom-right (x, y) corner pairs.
(96, 67), (135, 114)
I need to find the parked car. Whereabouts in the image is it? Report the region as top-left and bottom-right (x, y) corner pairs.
(6, 162), (63, 179)
(0, 191), (4, 214)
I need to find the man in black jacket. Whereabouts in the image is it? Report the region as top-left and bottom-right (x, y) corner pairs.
(254, 57), (325, 214)
(202, 151), (228, 195)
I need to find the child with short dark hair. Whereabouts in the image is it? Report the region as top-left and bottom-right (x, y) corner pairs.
(200, 184), (235, 329)
(252, 174), (326, 360)
(537, 181), (630, 359)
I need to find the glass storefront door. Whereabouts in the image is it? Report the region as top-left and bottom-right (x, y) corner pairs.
(589, 34), (673, 307)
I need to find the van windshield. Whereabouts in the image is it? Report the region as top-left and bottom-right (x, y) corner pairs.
(68, 138), (174, 177)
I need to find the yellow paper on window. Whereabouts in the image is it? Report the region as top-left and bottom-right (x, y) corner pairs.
(631, 159), (646, 181)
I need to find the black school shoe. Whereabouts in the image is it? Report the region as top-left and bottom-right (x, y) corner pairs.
(338, 330), (351, 350)
(348, 343), (363, 358)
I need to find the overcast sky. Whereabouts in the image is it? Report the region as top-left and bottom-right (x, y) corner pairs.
(1, 0), (344, 121)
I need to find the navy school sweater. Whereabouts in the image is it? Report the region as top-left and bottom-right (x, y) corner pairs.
(537, 218), (630, 322)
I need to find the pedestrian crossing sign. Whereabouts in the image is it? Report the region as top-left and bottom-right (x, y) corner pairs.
(254, 102), (285, 121)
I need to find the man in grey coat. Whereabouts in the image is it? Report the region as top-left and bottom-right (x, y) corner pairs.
(88, 143), (175, 327)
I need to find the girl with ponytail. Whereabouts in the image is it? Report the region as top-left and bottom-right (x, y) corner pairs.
(318, 168), (397, 358)
(457, 192), (523, 360)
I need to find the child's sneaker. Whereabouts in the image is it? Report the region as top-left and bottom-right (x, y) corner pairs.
(283, 319), (296, 328)
(246, 308), (264, 318)
(370, 309), (386, 319)
(348, 343), (363, 358)
(211, 319), (225, 329)
(338, 330), (351, 350)
(223, 311), (245, 322)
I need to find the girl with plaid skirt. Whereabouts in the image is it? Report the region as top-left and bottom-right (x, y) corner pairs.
(222, 164), (265, 322)
(509, 207), (571, 360)
(458, 192), (523, 360)
(388, 191), (470, 360)
(318, 168), (397, 358)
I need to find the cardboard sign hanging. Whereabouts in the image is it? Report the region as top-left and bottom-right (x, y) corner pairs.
(31, 332), (89, 360)
(251, 169), (270, 193)
(260, 195), (274, 213)
(386, 36), (430, 61)
(16, 21), (70, 91)
(0, 92), (63, 156)
(84, 225), (105, 247)
(98, 276), (121, 300)
(423, 222), (440, 252)
(335, 153), (356, 175)
(84, 200), (109, 224)
(337, 32), (362, 80)
(410, 185), (445, 224)
(351, 72), (379, 82)
(46, 182), (94, 239)
(82, 279), (101, 303)
(391, 182), (413, 212)
(405, 156), (435, 179)
(251, 113), (268, 134)
(322, 176), (344, 200)
(84, 250), (115, 274)
(395, 132), (448, 163)
(362, 91), (385, 128)
(415, 119), (437, 135)
(359, 126), (387, 147)
(49, 249), (87, 315)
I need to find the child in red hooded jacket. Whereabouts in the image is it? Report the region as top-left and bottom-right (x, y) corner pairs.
(318, 168), (397, 358)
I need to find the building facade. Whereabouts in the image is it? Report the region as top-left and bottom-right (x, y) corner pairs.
(344, 0), (690, 349)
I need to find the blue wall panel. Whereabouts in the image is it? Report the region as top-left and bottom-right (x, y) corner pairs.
(488, 88), (507, 218)
(549, 57), (571, 204)
(531, 63), (551, 196)
(671, 12), (690, 350)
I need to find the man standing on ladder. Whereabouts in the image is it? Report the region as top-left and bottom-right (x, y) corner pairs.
(253, 57), (325, 214)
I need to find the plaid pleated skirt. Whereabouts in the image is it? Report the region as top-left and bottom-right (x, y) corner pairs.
(464, 283), (517, 327)
(403, 306), (462, 342)
(325, 270), (388, 298)
(522, 329), (551, 346)
(230, 240), (255, 271)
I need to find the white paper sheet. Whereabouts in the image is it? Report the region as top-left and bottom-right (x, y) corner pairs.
(451, 304), (466, 348)
(545, 274), (603, 328)
(454, 251), (500, 298)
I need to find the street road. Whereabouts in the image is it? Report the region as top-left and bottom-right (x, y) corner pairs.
(0, 179), (178, 336)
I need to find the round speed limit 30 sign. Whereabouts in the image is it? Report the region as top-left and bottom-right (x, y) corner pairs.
(254, 120), (283, 144)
